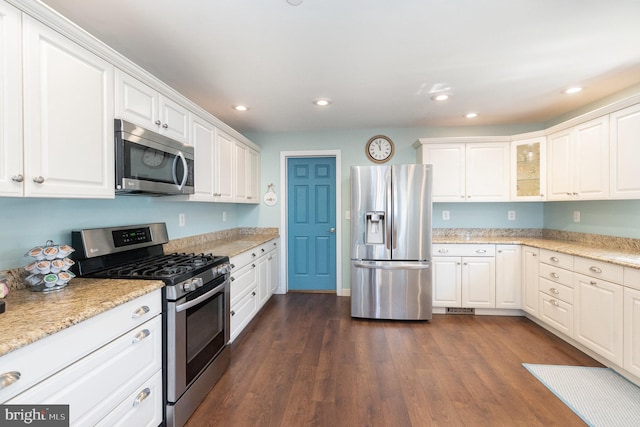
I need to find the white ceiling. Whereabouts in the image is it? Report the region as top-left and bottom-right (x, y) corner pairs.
(40, 0), (640, 135)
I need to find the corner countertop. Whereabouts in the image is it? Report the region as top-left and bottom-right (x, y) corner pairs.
(0, 278), (163, 358)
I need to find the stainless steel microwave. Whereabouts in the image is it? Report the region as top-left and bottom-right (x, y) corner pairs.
(115, 119), (194, 195)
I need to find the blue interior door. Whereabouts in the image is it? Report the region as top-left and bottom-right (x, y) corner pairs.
(287, 157), (336, 291)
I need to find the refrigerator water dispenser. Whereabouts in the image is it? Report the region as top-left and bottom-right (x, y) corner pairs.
(365, 211), (385, 244)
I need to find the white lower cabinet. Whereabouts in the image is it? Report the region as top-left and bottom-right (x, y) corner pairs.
(495, 245), (521, 309)
(574, 272), (624, 366)
(624, 284), (640, 377)
(432, 244), (495, 309)
(229, 238), (279, 342)
(521, 246), (539, 316)
(0, 290), (162, 425)
(538, 292), (574, 336)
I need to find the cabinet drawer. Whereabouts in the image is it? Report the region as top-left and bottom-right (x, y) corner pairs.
(0, 289), (161, 403)
(230, 248), (259, 270)
(574, 256), (624, 284)
(230, 288), (258, 342)
(539, 263), (573, 287)
(230, 262), (257, 304)
(9, 315), (161, 426)
(539, 249), (574, 269)
(625, 267), (640, 291)
(539, 277), (573, 304)
(433, 244), (495, 257)
(538, 292), (573, 336)
(95, 370), (163, 427)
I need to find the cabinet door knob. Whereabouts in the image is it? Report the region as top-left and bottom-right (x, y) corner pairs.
(32, 176), (45, 184)
(132, 305), (150, 319)
(132, 387), (151, 407)
(162, 123), (169, 129)
(590, 280), (597, 286)
(230, 276), (235, 281)
(0, 371), (21, 390)
(252, 291), (256, 296)
(11, 174), (23, 183)
(155, 120), (161, 126)
(132, 329), (151, 343)
(231, 310), (236, 316)
(550, 299), (559, 307)
(550, 256), (559, 263)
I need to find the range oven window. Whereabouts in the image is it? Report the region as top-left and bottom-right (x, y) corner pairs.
(185, 285), (226, 385)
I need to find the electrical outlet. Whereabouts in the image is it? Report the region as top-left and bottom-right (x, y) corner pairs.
(442, 210), (450, 221)
(345, 210), (350, 220)
(178, 213), (185, 227)
(508, 210), (516, 221)
(222, 211), (227, 222)
(573, 211), (581, 223)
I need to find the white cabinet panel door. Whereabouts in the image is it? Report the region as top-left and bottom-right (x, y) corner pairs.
(23, 16), (114, 198)
(465, 143), (510, 202)
(624, 287), (640, 377)
(521, 246), (539, 317)
(214, 130), (235, 202)
(432, 257), (462, 307)
(496, 245), (521, 309)
(610, 103), (640, 199)
(462, 256), (496, 308)
(0, 1), (22, 196)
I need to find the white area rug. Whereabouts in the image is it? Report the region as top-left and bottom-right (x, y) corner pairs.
(523, 364), (640, 427)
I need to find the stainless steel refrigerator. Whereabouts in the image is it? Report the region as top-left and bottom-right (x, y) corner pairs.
(350, 164), (433, 320)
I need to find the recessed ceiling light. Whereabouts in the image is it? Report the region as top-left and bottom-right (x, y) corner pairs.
(564, 87), (583, 95)
(465, 112), (478, 119)
(431, 94), (450, 101)
(233, 105), (249, 111)
(287, 0), (303, 5)
(314, 99), (331, 107)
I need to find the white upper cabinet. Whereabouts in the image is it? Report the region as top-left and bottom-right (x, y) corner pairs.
(547, 116), (609, 201)
(189, 114), (217, 201)
(610, 103), (640, 199)
(115, 70), (190, 144)
(0, 1), (22, 197)
(511, 136), (546, 201)
(214, 130), (236, 202)
(416, 139), (510, 202)
(22, 15), (114, 198)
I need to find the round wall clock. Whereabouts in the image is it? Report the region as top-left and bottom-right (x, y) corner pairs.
(366, 135), (394, 163)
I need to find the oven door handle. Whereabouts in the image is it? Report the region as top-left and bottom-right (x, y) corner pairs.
(175, 282), (226, 313)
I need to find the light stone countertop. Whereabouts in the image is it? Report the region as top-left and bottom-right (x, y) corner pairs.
(163, 227), (280, 258)
(432, 236), (640, 269)
(0, 278), (163, 358)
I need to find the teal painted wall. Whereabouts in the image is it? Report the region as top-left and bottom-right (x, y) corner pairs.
(544, 200), (640, 238)
(0, 197), (256, 270)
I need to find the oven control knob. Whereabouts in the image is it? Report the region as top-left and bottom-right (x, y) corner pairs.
(194, 277), (203, 288)
(217, 264), (230, 275)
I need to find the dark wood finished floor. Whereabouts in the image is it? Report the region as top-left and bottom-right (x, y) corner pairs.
(186, 294), (600, 427)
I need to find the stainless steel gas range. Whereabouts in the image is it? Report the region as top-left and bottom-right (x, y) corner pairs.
(72, 223), (230, 427)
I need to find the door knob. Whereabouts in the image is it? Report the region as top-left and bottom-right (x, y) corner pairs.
(329, 228), (335, 233)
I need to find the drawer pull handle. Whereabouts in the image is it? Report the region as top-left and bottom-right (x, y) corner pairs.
(550, 299), (559, 307)
(252, 263), (256, 268)
(132, 329), (151, 343)
(438, 249), (448, 253)
(231, 310), (236, 316)
(589, 266), (602, 274)
(550, 272), (559, 279)
(532, 253), (537, 257)
(132, 305), (150, 319)
(0, 371), (21, 390)
(550, 256), (559, 263)
(590, 280), (597, 286)
(252, 253), (257, 258)
(133, 388), (151, 407)
(550, 287), (559, 294)
(476, 249), (487, 254)
(261, 248), (265, 253)
(230, 263), (236, 269)
(252, 291), (256, 296)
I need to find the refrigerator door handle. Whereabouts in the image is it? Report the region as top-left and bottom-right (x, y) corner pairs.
(353, 261), (431, 270)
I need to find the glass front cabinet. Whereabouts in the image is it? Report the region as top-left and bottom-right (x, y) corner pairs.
(511, 136), (546, 200)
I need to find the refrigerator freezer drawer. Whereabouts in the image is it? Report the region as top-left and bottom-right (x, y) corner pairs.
(351, 261), (432, 320)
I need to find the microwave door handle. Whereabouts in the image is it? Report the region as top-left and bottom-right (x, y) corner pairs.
(172, 151), (188, 190)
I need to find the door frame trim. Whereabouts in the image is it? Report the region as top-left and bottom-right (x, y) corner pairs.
(279, 150), (343, 295)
